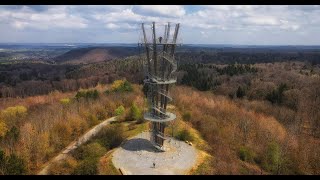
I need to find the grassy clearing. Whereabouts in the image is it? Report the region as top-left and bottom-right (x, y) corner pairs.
(98, 150), (121, 175)
(166, 108), (210, 152)
(97, 121), (148, 175)
(165, 105), (212, 174)
(123, 121), (148, 138)
(189, 151), (213, 175)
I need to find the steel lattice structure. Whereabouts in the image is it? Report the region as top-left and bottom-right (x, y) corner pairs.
(139, 22), (180, 151)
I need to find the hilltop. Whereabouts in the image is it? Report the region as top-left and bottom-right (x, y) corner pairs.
(53, 47), (139, 64)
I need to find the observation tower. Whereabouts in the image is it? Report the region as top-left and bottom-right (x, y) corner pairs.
(139, 22), (181, 151)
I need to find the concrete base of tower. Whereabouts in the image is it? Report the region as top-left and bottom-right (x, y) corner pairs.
(111, 132), (199, 175)
(149, 133), (171, 152)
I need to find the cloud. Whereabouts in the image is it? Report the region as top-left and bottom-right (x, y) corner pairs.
(0, 5), (319, 44)
(0, 5), (87, 30)
(11, 21), (29, 29)
(94, 8), (143, 23)
(25, 5), (50, 12)
(105, 23), (137, 30)
(1, 5), (314, 32)
(200, 31), (209, 38)
(105, 23), (120, 29)
(133, 5), (186, 17)
(244, 16), (280, 26)
(94, 8), (175, 31)
(179, 5), (310, 33)
(288, 5), (320, 12)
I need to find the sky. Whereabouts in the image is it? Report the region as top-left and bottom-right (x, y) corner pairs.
(0, 5), (320, 45)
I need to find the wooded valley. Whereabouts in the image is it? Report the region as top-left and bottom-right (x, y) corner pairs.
(0, 45), (319, 174)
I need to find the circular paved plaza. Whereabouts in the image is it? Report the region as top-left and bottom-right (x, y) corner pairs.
(112, 132), (199, 175)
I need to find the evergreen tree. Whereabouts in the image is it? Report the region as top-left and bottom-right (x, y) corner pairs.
(5, 154), (26, 175)
(0, 149), (6, 175)
(266, 83), (288, 104)
(236, 86), (246, 98)
(0, 149), (26, 175)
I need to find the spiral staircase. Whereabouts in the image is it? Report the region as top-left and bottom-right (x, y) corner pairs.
(139, 22), (181, 151)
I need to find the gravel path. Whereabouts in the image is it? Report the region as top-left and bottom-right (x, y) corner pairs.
(112, 132), (199, 175)
(38, 117), (116, 175)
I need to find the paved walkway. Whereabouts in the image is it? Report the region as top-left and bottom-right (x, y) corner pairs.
(112, 132), (199, 175)
(38, 117), (116, 175)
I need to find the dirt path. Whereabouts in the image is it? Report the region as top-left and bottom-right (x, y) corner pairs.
(112, 132), (199, 175)
(37, 117), (116, 175)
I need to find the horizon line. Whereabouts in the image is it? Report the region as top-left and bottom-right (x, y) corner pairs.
(0, 42), (320, 46)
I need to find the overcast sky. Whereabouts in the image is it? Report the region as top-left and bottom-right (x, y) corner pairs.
(0, 5), (319, 45)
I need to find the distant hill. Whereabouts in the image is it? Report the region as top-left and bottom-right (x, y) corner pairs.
(53, 47), (139, 64)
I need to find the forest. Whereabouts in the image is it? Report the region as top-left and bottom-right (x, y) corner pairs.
(0, 45), (319, 174)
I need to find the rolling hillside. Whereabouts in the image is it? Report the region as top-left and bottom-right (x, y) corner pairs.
(54, 47), (139, 64)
